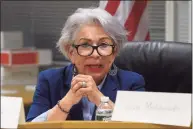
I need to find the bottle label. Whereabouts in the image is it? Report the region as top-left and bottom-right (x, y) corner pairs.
(95, 114), (112, 121)
(95, 109), (112, 121)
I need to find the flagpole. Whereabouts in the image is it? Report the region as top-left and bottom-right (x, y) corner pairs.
(189, 0), (192, 43)
(165, 1), (176, 41)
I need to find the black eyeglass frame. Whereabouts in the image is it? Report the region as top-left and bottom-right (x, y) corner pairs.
(72, 43), (116, 57)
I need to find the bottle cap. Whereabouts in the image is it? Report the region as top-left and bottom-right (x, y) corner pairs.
(101, 96), (109, 102)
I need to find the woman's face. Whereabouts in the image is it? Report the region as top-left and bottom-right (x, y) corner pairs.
(68, 23), (117, 84)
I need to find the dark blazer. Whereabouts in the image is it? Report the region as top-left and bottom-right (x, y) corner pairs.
(26, 64), (145, 122)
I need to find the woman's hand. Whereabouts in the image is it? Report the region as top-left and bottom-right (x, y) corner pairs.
(63, 87), (84, 107)
(47, 85), (84, 121)
(71, 74), (104, 106)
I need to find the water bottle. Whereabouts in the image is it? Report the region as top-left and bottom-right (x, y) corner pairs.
(95, 96), (113, 121)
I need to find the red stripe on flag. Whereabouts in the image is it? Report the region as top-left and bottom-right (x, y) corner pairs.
(105, 0), (120, 16)
(0, 53), (9, 65)
(124, 1), (148, 41)
(12, 52), (38, 65)
(145, 31), (150, 40)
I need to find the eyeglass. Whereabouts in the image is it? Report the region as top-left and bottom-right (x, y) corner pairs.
(72, 38), (116, 56)
(72, 43), (115, 56)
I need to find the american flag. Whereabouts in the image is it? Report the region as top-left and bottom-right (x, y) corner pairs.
(99, 0), (150, 41)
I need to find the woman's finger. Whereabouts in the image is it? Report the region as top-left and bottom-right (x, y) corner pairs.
(72, 74), (92, 82)
(76, 87), (90, 96)
(71, 77), (88, 88)
(71, 81), (82, 93)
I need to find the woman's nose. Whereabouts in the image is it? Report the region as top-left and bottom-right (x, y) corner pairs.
(91, 49), (100, 57)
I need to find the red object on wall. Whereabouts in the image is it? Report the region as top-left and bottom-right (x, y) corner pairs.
(0, 50), (38, 66)
(0, 53), (10, 65)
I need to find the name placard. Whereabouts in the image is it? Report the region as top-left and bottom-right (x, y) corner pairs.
(111, 91), (191, 127)
(1, 96), (25, 128)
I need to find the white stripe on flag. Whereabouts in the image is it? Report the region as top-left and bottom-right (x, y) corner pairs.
(114, 1), (135, 26)
(99, 1), (108, 10)
(134, 6), (149, 41)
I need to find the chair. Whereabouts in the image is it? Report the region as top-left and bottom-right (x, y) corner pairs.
(115, 41), (192, 93)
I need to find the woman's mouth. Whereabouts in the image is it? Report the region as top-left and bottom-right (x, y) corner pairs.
(86, 64), (104, 72)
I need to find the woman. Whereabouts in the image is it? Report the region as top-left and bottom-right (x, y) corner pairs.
(26, 7), (145, 122)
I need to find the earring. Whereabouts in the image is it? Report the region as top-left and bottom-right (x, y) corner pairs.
(109, 63), (118, 76)
(73, 64), (78, 76)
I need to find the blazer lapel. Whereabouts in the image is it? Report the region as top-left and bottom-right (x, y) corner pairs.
(100, 74), (120, 103)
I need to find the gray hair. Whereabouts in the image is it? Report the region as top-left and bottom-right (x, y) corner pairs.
(56, 7), (128, 59)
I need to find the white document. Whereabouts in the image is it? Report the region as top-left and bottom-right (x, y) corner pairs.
(111, 91), (191, 127)
(1, 96), (25, 129)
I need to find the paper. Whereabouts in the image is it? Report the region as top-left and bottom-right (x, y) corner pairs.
(111, 91), (191, 127)
(1, 96), (25, 128)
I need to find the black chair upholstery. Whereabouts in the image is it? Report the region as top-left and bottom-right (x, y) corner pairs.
(115, 41), (192, 93)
